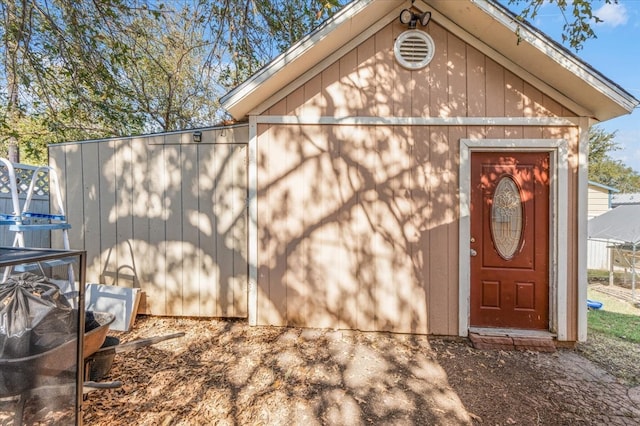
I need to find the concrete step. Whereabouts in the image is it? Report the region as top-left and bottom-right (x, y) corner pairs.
(469, 328), (556, 352)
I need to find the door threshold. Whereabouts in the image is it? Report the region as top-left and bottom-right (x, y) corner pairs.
(469, 327), (556, 338)
(468, 327), (556, 352)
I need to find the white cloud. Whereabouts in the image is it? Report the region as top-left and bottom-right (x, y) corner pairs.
(594, 3), (628, 27)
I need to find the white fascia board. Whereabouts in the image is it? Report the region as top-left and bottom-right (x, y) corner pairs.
(220, 0), (378, 118)
(471, 0), (639, 114)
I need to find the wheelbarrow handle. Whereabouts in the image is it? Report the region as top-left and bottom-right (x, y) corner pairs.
(83, 380), (123, 393)
(93, 332), (185, 355)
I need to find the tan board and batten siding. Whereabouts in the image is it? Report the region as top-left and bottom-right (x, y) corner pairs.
(49, 127), (249, 317)
(254, 21), (580, 337)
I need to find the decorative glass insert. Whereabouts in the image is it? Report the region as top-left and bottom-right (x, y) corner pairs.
(491, 176), (523, 260)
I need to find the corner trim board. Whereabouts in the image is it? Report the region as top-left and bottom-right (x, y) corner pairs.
(248, 116), (258, 326)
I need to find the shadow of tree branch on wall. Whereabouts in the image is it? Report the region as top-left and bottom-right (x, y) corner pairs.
(52, 132), (250, 319)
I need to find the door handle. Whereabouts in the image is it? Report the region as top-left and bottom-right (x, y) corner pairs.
(470, 249), (477, 257)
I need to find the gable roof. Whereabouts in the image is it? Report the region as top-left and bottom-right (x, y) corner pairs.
(220, 0), (639, 121)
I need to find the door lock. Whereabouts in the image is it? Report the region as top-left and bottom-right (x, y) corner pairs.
(470, 249), (477, 257)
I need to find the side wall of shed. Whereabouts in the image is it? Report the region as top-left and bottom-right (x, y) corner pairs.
(253, 20), (582, 338)
(49, 127), (249, 318)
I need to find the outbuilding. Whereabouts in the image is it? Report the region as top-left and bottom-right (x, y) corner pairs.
(220, 0), (637, 343)
(51, 0), (638, 345)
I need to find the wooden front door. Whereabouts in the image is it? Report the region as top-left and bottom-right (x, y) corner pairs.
(470, 151), (550, 329)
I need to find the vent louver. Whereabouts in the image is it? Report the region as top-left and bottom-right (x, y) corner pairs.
(394, 30), (435, 70)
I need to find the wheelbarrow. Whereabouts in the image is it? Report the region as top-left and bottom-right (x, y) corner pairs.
(0, 311), (116, 423)
(85, 331), (185, 382)
(0, 311), (115, 397)
(1, 310), (184, 423)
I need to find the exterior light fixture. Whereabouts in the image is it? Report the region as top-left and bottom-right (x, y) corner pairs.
(193, 131), (202, 143)
(399, 9), (431, 29)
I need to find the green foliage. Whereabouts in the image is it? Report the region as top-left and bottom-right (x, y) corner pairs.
(0, 0), (624, 166)
(1, 0), (149, 163)
(509, 0), (614, 50)
(215, 0), (345, 89)
(0, 0), (345, 163)
(588, 126), (640, 193)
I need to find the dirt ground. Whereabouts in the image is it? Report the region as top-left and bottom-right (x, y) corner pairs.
(67, 314), (639, 426)
(4, 284), (640, 424)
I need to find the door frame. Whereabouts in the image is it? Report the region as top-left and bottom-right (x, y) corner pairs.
(459, 139), (569, 340)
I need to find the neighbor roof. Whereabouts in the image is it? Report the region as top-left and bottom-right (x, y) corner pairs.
(589, 204), (640, 245)
(612, 193), (640, 207)
(220, 0), (639, 121)
(589, 181), (619, 193)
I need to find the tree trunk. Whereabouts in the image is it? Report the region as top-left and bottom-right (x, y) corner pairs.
(4, 0), (26, 163)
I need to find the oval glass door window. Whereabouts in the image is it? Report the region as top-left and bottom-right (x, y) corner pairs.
(491, 176), (523, 260)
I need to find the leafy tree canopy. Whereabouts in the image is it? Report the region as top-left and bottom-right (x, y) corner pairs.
(0, 0), (630, 165)
(1, 0), (343, 163)
(508, 0), (616, 50)
(589, 126), (640, 193)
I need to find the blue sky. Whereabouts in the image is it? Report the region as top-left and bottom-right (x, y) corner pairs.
(507, 1), (640, 172)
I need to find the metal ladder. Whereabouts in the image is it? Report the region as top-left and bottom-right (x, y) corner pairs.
(0, 158), (22, 227)
(0, 161), (74, 287)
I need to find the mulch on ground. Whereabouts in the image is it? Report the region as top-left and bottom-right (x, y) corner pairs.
(84, 316), (470, 425)
(82, 316), (640, 425)
(4, 314), (640, 425)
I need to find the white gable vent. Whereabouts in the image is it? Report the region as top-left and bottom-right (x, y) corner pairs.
(394, 30), (435, 70)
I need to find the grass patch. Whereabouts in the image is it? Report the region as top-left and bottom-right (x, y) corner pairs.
(578, 286), (640, 385)
(588, 269), (635, 286)
(587, 309), (640, 342)
(587, 287), (640, 341)
(588, 269), (611, 282)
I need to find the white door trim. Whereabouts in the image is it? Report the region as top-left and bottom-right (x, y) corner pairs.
(459, 139), (569, 340)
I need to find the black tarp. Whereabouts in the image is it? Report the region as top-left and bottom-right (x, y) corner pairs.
(0, 273), (76, 359)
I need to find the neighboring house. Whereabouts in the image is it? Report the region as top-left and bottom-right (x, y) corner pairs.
(592, 189), (640, 273)
(612, 193), (640, 208)
(588, 181), (618, 219)
(51, 0), (638, 344)
(587, 181), (618, 270)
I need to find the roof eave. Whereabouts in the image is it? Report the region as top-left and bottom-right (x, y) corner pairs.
(222, 0), (639, 122)
(428, 0), (638, 121)
(220, 0), (391, 120)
